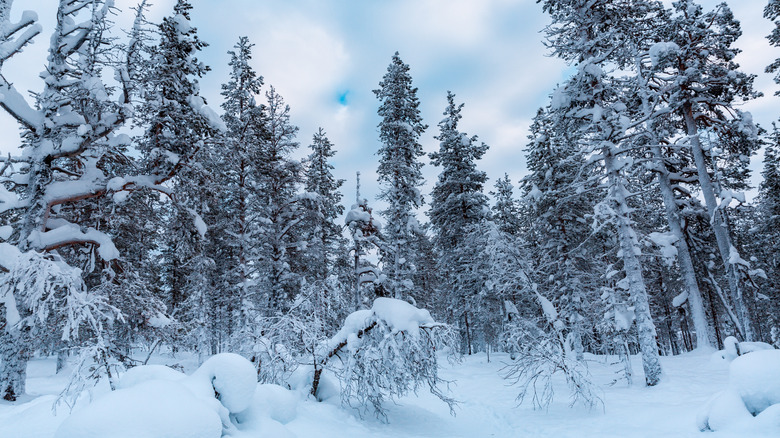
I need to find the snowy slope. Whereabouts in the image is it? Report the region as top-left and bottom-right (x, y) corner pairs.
(0, 350), (775, 438)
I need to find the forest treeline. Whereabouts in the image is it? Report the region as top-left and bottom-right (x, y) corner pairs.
(0, 0), (778, 405)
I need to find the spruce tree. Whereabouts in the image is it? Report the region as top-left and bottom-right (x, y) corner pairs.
(519, 106), (607, 361)
(373, 52), (428, 301)
(491, 174), (521, 236)
(134, 0), (222, 317)
(428, 91), (490, 352)
(757, 126), (780, 345)
(217, 36), (268, 337)
(300, 128), (348, 328)
(256, 87), (303, 313)
(302, 128), (346, 284)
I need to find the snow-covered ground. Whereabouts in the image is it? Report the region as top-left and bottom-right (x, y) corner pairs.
(0, 349), (776, 438)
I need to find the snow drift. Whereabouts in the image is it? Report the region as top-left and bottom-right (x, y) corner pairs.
(698, 348), (780, 432)
(55, 353), (266, 438)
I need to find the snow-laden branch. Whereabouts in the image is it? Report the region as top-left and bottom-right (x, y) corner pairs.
(0, 10), (41, 63)
(28, 220), (119, 261)
(311, 298), (454, 417)
(0, 182), (27, 214)
(0, 79), (43, 132)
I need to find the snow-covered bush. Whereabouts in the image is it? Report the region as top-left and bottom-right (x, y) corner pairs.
(503, 291), (601, 410)
(0, 245), (122, 402)
(314, 298), (456, 419)
(227, 291), (334, 387)
(698, 349), (780, 432)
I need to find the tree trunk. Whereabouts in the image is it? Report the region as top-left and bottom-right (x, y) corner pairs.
(649, 145), (712, 348)
(683, 105), (754, 341)
(56, 348), (68, 374)
(679, 308), (693, 351)
(605, 151), (662, 386)
(0, 334), (29, 401)
(463, 311), (472, 356)
(636, 57), (712, 349)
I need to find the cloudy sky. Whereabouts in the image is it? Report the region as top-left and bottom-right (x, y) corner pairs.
(1, 0), (778, 209)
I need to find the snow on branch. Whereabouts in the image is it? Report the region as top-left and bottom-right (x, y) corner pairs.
(0, 79), (43, 132)
(28, 220), (119, 261)
(312, 298), (455, 419)
(1, 246), (120, 341)
(0, 7), (41, 63)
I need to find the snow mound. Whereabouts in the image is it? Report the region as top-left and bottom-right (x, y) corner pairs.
(188, 353), (257, 414)
(754, 403), (780, 430)
(714, 336), (775, 362)
(730, 350), (780, 415)
(56, 353), (259, 437)
(118, 364), (186, 389)
(698, 348), (780, 432)
(55, 380), (222, 438)
(696, 390), (752, 432)
(237, 384), (299, 425)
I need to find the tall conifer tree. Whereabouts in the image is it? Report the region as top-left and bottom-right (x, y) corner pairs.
(373, 52), (427, 301)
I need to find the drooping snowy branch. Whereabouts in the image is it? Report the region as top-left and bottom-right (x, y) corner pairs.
(312, 298), (455, 418)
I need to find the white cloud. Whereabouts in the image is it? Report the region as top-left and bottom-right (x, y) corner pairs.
(1, 0), (777, 206)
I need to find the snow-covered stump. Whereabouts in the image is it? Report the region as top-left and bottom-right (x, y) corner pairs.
(312, 298), (456, 418)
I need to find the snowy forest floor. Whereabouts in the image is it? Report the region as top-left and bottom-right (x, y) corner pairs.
(0, 349), (769, 438)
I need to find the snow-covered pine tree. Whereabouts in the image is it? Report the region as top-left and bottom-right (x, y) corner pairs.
(756, 125), (780, 346)
(649, 0), (761, 341)
(217, 36), (268, 343)
(133, 0), (223, 320)
(539, 0), (662, 385)
(765, 0), (780, 93)
(256, 87), (303, 313)
(764, 2), (780, 345)
(519, 106), (608, 362)
(491, 174), (522, 236)
(345, 172), (384, 310)
(302, 128), (346, 284)
(373, 52), (428, 301)
(0, 0), (155, 400)
(300, 127), (348, 328)
(460, 218), (534, 358)
(632, 48), (714, 348)
(428, 91), (490, 353)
